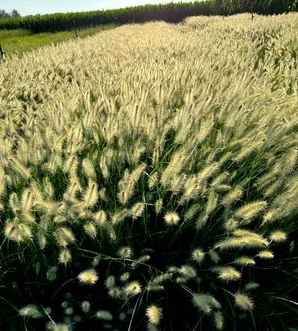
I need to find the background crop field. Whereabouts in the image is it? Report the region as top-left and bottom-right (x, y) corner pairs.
(0, 0), (297, 33)
(0, 25), (115, 56)
(0, 13), (297, 331)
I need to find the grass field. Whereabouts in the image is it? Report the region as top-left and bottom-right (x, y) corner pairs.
(0, 25), (115, 56)
(0, 13), (298, 331)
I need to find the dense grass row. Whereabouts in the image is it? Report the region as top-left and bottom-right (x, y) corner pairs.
(0, 13), (298, 331)
(0, 0), (297, 32)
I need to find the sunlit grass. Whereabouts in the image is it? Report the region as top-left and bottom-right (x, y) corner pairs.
(0, 13), (297, 331)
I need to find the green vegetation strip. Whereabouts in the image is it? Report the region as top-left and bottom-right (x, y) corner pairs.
(0, 25), (115, 56)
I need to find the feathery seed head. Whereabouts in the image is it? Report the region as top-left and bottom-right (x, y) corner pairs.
(155, 199), (163, 214)
(206, 190), (218, 215)
(211, 172), (229, 187)
(51, 324), (70, 331)
(269, 230), (287, 242)
(257, 250), (274, 259)
(118, 163), (146, 205)
(131, 202), (145, 219)
(222, 187), (243, 207)
(209, 250), (220, 264)
(125, 281), (142, 296)
(83, 181), (98, 208)
(234, 256), (256, 266)
(81, 301), (91, 313)
(214, 311), (224, 330)
(235, 201), (267, 222)
(146, 305), (162, 326)
(234, 141), (264, 163)
(164, 212), (180, 225)
(216, 231), (269, 250)
(192, 293), (221, 314)
(78, 269), (98, 285)
(216, 267), (241, 282)
(55, 227), (75, 247)
(118, 246), (133, 259)
(148, 172), (159, 190)
(83, 222), (97, 238)
(120, 272), (130, 282)
(179, 265), (197, 278)
(192, 248), (205, 264)
(112, 209), (129, 224)
(82, 158), (96, 179)
(197, 162), (220, 183)
(4, 221), (32, 242)
(105, 276), (115, 289)
(224, 218), (239, 231)
(59, 248), (72, 265)
(95, 310), (113, 321)
(19, 305), (41, 319)
(93, 210), (107, 225)
(234, 293), (254, 311)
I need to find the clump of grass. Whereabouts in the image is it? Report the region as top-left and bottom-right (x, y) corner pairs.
(0, 13), (297, 331)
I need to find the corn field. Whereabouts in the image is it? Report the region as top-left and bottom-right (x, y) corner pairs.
(0, 13), (298, 331)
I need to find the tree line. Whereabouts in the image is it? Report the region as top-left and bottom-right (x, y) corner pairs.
(217, 0), (297, 15)
(0, 1), (297, 33)
(0, 9), (20, 19)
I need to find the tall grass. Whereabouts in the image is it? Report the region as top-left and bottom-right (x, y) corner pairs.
(0, 13), (297, 331)
(0, 0), (296, 33)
